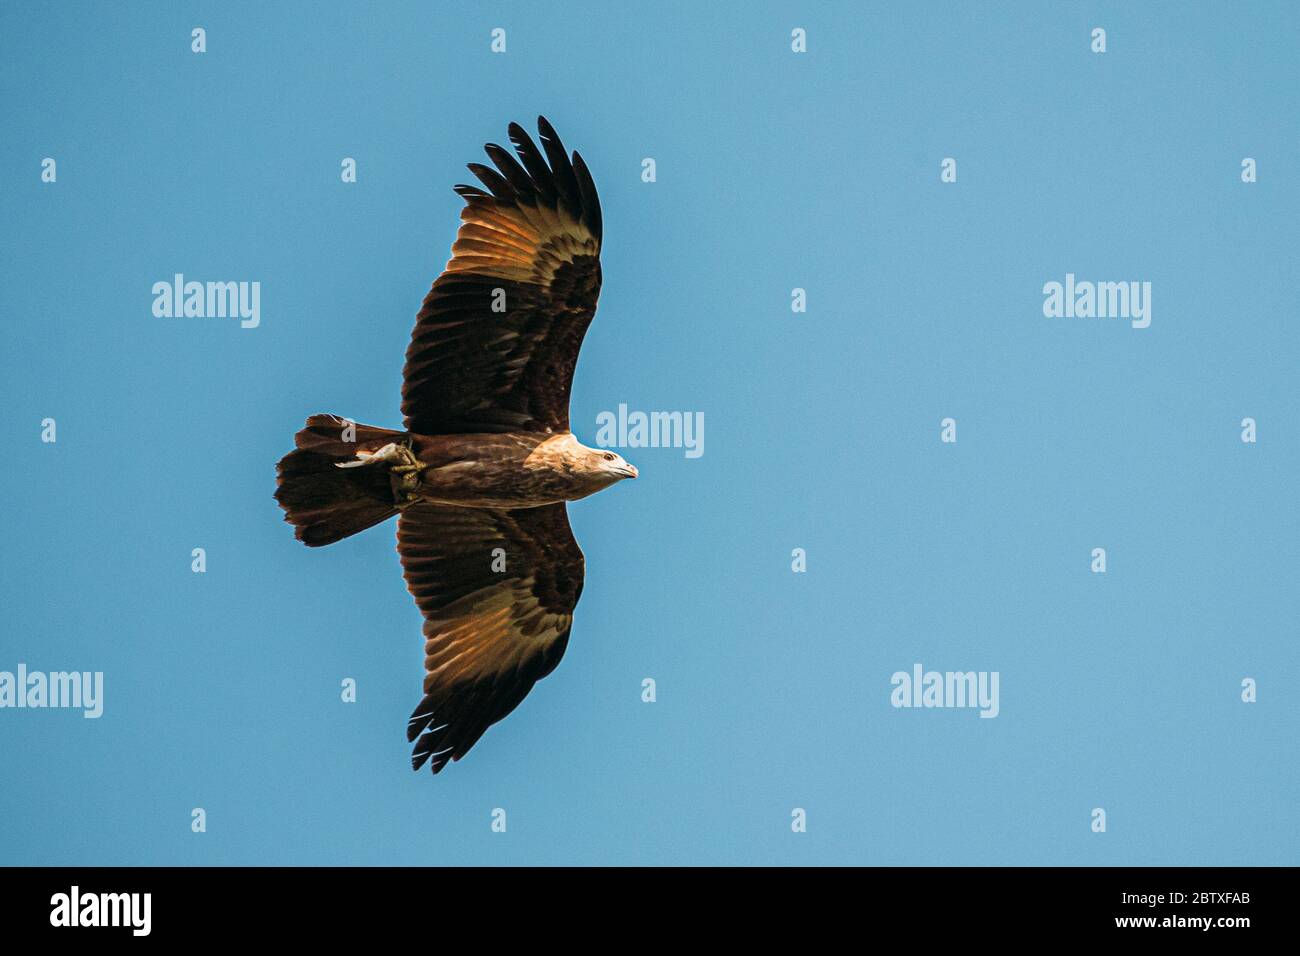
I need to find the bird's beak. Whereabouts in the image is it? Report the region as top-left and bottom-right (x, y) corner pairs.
(621, 464), (638, 480)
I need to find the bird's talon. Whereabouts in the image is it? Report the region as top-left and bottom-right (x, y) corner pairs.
(388, 443), (424, 506)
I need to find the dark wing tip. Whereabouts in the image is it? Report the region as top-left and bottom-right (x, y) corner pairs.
(506, 121), (558, 204)
(458, 118), (600, 241)
(483, 141), (535, 200)
(571, 150), (602, 242)
(408, 693), (455, 774)
(455, 119), (601, 242)
(466, 161), (514, 200)
(412, 734), (455, 774)
(535, 116), (581, 215)
(453, 183), (491, 201)
(408, 700), (434, 743)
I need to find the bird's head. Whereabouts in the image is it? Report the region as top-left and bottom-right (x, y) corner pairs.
(586, 447), (638, 484)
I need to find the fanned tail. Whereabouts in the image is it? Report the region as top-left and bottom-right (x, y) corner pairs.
(274, 414), (406, 547)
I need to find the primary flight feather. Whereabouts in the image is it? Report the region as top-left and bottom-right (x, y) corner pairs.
(274, 117), (635, 774)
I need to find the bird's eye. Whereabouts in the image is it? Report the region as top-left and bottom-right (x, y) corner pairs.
(603, 453), (615, 461)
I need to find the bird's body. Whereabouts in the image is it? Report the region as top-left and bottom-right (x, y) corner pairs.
(273, 117), (635, 774)
(403, 430), (633, 510)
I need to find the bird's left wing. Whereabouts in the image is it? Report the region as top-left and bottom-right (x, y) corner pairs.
(398, 502), (585, 773)
(401, 117), (603, 436)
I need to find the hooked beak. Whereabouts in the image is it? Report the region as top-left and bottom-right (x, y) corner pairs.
(618, 464), (638, 480)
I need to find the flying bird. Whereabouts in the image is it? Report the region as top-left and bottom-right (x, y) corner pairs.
(274, 117), (636, 774)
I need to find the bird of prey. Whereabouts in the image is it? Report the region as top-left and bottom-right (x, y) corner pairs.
(274, 117), (636, 774)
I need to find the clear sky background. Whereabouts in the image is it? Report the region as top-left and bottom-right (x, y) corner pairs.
(1, 1), (1296, 865)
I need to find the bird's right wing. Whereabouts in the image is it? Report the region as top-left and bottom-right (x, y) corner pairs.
(401, 116), (603, 437)
(397, 502), (585, 773)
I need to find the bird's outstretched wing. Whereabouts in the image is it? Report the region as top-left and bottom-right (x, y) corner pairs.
(402, 117), (603, 436)
(398, 502), (585, 773)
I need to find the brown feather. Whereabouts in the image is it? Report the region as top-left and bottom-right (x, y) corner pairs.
(401, 118), (603, 436)
(273, 415), (405, 547)
(399, 502), (584, 772)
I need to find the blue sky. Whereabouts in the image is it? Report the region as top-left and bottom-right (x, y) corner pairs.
(1, 1), (1296, 865)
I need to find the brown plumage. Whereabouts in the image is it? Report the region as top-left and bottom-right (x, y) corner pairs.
(273, 118), (636, 773)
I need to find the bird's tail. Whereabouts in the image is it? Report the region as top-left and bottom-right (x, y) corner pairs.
(274, 414), (408, 547)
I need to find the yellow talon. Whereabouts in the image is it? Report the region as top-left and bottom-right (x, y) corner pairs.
(389, 443), (424, 507)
